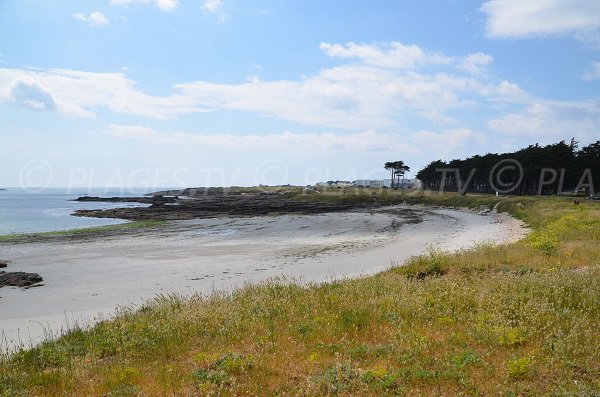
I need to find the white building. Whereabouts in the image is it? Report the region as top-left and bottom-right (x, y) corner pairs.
(355, 178), (418, 189)
(316, 181), (353, 188)
(355, 179), (391, 188)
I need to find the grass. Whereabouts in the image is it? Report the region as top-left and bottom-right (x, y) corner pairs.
(1, 192), (599, 396)
(0, 220), (165, 242)
(293, 186), (509, 210)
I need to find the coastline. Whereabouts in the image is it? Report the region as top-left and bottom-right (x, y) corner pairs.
(0, 204), (528, 350)
(0, 188), (154, 237)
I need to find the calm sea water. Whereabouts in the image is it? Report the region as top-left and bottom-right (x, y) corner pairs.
(0, 188), (156, 235)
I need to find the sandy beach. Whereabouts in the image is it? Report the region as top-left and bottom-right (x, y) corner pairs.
(0, 205), (527, 350)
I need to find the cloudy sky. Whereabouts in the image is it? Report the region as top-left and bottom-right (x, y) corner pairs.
(1, 0), (599, 188)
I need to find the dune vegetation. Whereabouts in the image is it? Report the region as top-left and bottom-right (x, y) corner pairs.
(1, 192), (598, 396)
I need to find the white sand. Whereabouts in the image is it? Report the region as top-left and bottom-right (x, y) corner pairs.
(0, 205), (527, 350)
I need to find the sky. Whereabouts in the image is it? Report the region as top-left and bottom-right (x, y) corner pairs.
(1, 0), (599, 189)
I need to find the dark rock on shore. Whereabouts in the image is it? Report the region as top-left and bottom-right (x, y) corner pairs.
(74, 195), (177, 205)
(74, 190), (367, 221)
(0, 271), (43, 288)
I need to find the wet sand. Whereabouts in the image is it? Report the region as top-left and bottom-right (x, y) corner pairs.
(0, 205), (527, 350)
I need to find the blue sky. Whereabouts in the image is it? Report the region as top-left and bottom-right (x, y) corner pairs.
(1, 0), (599, 188)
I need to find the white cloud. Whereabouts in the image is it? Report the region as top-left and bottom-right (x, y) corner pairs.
(481, 0), (600, 40)
(574, 30), (600, 48)
(491, 80), (528, 104)
(106, 124), (180, 143)
(73, 12), (109, 28)
(105, 124), (498, 171)
(176, 63), (521, 129)
(109, 0), (134, 5)
(496, 80), (524, 96)
(0, 68), (202, 118)
(487, 100), (600, 143)
(201, 0), (223, 13)
(8, 77), (56, 110)
(410, 128), (486, 155)
(320, 41), (451, 69)
(156, 0), (178, 12)
(201, 0), (228, 22)
(583, 61), (600, 80)
(0, 41), (529, 130)
(110, 0), (178, 12)
(105, 124), (415, 153)
(459, 52), (493, 75)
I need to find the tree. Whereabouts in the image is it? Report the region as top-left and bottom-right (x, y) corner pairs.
(384, 162), (396, 188)
(397, 164), (410, 188)
(384, 161), (410, 189)
(414, 139), (599, 196)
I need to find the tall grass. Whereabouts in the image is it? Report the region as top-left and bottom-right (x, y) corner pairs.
(1, 194), (598, 396)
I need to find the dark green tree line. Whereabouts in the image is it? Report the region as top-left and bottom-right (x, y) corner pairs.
(416, 139), (599, 196)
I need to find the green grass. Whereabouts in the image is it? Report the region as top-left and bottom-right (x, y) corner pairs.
(294, 187), (507, 210)
(0, 220), (165, 242)
(1, 193), (598, 396)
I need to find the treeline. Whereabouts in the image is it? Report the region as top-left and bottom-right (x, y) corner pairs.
(416, 139), (599, 195)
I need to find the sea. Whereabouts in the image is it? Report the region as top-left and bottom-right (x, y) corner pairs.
(0, 188), (156, 236)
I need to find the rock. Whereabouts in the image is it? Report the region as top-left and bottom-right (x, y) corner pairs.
(73, 191), (368, 221)
(0, 272), (44, 288)
(74, 195), (177, 204)
(0, 262), (7, 269)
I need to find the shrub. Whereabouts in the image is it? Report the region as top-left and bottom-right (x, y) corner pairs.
(528, 232), (558, 255)
(398, 247), (448, 279)
(497, 327), (527, 347)
(312, 363), (359, 394)
(453, 351), (480, 368)
(506, 357), (533, 380)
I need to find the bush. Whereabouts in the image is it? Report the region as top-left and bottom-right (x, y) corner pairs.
(528, 232), (558, 255)
(506, 357), (533, 380)
(398, 247), (448, 279)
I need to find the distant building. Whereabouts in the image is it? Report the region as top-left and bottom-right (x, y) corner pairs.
(355, 179), (391, 188)
(317, 180), (353, 188)
(355, 179), (419, 189)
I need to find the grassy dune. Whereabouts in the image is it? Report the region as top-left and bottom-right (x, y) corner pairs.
(1, 193), (599, 396)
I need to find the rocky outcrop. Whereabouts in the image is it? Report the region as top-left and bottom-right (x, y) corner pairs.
(0, 271), (43, 288)
(74, 191), (367, 221)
